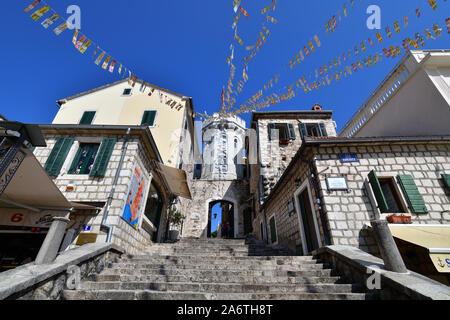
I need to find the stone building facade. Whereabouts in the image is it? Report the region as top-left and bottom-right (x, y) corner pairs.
(179, 114), (252, 239)
(33, 125), (175, 254)
(249, 107), (337, 242)
(258, 136), (450, 256)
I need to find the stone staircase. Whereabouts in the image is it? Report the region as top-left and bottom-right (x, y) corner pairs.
(63, 238), (377, 300)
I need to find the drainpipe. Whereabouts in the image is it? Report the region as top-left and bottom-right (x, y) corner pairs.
(101, 128), (131, 242)
(298, 147), (331, 246)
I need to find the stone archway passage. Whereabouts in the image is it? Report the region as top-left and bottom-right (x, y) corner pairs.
(207, 200), (234, 239)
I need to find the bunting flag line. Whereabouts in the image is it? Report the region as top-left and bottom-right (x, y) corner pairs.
(229, 21), (447, 118)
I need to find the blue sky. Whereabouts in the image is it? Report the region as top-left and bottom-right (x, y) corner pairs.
(1, 0), (449, 133)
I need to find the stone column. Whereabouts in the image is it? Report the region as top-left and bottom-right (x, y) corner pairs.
(370, 220), (408, 273)
(35, 216), (70, 265)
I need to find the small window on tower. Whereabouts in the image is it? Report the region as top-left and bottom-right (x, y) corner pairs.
(122, 88), (132, 96)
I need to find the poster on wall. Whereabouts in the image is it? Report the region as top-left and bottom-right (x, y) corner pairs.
(121, 163), (148, 229)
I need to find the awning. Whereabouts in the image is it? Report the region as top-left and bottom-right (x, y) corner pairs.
(154, 162), (192, 200)
(0, 148), (72, 211)
(388, 224), (450, 273)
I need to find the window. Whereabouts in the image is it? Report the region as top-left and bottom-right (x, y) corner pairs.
(268, 123), (296, 142)
(122, 88), (132, 96)
(79, 111), (96, 125)
(378, 178), (405, 213)
(298, 123), (328, 139)
(141, 110), (157, 127)
(368, 170), (427, 214)
(69, 143), (100, 175)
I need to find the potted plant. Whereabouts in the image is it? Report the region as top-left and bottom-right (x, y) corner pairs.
(387, 214), (411, 224)
(166, 208), (186, 241)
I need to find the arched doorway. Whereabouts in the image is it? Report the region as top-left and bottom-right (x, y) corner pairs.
(207, 200), (235, 239)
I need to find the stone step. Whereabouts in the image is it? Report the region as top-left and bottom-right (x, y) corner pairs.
(78, 281), (362, 294)
(120, 255), (321, 265)
(63, 289), (372, 300)
(88, 273), (344, 285)
(109, 261), (330, 271)
(101, 267), (336, 278)
(142, 249), (290, 256)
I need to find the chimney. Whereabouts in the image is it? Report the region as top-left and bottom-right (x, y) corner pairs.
(312, 104), (322, 111)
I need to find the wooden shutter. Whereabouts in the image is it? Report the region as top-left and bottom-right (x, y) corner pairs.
(269, 216), (277, 244)
(442, 174), (450, 190)
(79, 111), (96, 125)
(318, 123), (328, 137)
(44, 137), (74, 176)
(298, 123), (308, 140)
(397, 175), (428, 214)
(89, 138), (116, 177)
(368, 170), (389, 213)
(288, 124), (296, 140)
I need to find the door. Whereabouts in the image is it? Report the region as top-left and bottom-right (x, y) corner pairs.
(297, 189), (319, 254)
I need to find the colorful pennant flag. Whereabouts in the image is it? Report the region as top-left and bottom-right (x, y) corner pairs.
(24, 0), (41, 13)
(109, 60), (116, 73)
(53, 21), (69, 35)
(266, 16), (277, 23)
(446, 18), (450, 33)
(313, 35), (321, 47)
(79, 40), (92, 54)
(31, 4), (50, 21)
(428, 0), (437, 10)
(240, 6), (249, 18)
(75, 35), (87, 50)
(102, 56), (111, 69)
(41, 13), (60, 28)
(262, 5), (271, 15)
(233, 0), (241, 13)
(94, 52), (105, 65)
(72, 29), (79, 45)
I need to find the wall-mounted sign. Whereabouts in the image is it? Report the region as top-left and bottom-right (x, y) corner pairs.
(326, 176), (349, 191)
(340, 153), (358, 163)
(76, 233), (98, 246)
(0, 209), (65, 228)
(121, 162), (148, 229)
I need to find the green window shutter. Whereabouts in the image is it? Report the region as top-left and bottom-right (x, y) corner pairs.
(368, 170), (389, 213)
(397, 175), (428, 214)
(269, 216), (277, 244)
(442, 174), (450, 190)
(319, 123), (328, 137)
(44, 137), (74, 176)
(79, 111), (96, 125)
(268, 123), (275, 140)
(288, 124), (296, 140)
(298, 123), (307, 140)
(90, 138), (117, 177)
(141, 111), (157, 126)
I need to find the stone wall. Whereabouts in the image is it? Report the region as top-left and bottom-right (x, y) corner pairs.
(259, 140), (450, 257)
(256, 118), (336, 199)
(0, 243), (123, 300)
(180, 179), (250, 238)
(261, 152), (328, 254)
(34, 133), (170, 255)
(315, 141), (450, 254)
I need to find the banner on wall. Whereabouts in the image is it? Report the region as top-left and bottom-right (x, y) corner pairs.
(121, 163), (148, 229)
